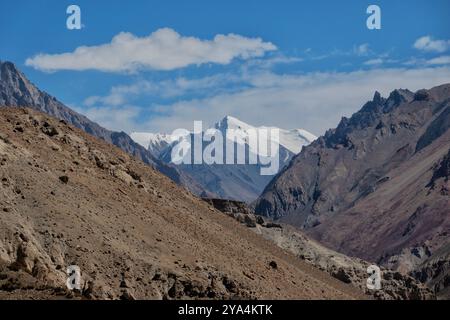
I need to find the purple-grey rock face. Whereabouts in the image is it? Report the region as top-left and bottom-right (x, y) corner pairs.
(254, 84), (450, 298)
(255, 84), (449, 227)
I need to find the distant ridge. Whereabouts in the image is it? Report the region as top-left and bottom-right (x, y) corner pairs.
(131, 116), (317, 202)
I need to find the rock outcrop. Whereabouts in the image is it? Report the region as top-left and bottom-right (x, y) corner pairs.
(210, 200), (434, 300)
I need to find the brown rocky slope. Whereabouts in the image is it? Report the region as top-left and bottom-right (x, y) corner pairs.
(0, 60), (206, 199)
(0, 107), (362, 300)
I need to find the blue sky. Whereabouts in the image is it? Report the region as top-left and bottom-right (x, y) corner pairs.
(1, 0), (450, 135)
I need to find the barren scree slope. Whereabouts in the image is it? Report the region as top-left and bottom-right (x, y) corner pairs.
(0, 107), (361, 300)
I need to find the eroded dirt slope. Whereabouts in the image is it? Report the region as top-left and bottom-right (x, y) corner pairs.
(0, 108), (361, 300)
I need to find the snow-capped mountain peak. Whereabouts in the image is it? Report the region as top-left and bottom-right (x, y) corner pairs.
(130, 132), (173, 157)
(214, 116), (254, 132)
(214, 116), (317, 154)
(278, 128), (317, 154)
(130, 116), (317, 202)
(132, 116), (317, 158)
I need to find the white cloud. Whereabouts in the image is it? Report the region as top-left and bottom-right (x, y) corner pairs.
(83, 73), (243, 107)
(74, 104), (142, 133)
(425, 55), (450, 65)
(354, 43), (370, 56)
(364, 57), (399, 66)
(25, 28), (276, 73)
(364, 58), (384, 66)
(84, 82), (155, 107)
(307, 44), (373, 61)
(245, 55), (303, 69)
(414, 36), (450, 53)
(404, 55), (450, 67)
(80, 67), (450, 136)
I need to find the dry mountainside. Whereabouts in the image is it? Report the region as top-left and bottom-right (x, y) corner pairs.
(0, 60), (207, 200)
(0, 107), (362, 300)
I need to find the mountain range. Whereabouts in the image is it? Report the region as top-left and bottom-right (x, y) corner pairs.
(0, 60), (316, 203)
(131, 116), (316, 202)
(1, 60), (448, 299)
